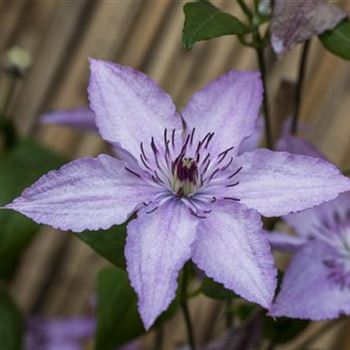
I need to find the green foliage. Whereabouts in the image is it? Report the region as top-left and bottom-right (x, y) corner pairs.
(234, 303), (256, 321)
(201, 277), (237, 300)
(0, 139), (64, 280)
(0, 118), (17, 152)
(95, 267), (144, 350)
(76, 224), (127, 269)
(95, 266), (180, 350)
(182, 1), (250, 50)
(320, 19), (350, 60)
(264, 317), (309, 344)
(0, 290), (23, 350)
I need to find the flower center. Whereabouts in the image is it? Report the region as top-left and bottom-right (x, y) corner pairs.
(323, 258), (350, 289)
(314, 210), (350, 289)
(128, 127), (242, 215)
(172, 156), (198, 197)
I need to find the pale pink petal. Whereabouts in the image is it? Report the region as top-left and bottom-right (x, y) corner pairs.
(6, 155), (160, 232)
(276, 135), (326, 160)
(271, 242), (350, 319)
(182, 70), (263, 155)
(285, 192), (350, 238)
(267, 230), (307, 253)
(233, 149), (350, 217)
(41, 108), (97, 131)
(238, 116), (264, 154)
(192, 201), (277, 308)
(125, 199), (199, 329)
(88, 59), (182, 157)
(271, 0), (346, 58)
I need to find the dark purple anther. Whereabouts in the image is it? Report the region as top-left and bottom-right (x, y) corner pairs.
(176, 157), (198, 184)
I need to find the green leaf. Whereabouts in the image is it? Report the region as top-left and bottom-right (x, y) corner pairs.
(319, 19), (350, 60)
(201, 277), (237, 300)
(0, 290), (24, 350)
(234, 303), (256, 321)
(264, 317), (309, 344)
(182, 1), (251, 50)
(0, 118), (17, 152)
(0, 139), (64, 280)
(95, 267), (144, 350)
(76, 224), (127, 269)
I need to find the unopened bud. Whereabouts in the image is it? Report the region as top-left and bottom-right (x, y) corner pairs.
(3, 46), (32, 77)
(258, 0), (271, 16)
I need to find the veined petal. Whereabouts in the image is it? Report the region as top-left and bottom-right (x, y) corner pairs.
(88, 59), (182, 157)
(267, 230), (307, 253)
(285, 191), (350, 238)
(192, 201), (277, 308)
(41, 108), (97, 131)
(125, 199), (198, 330)
(182, 70), (263, 155)
(234, 149), (350, 217)
(271, 242), (350, 319)
(6, 155), (159, 232)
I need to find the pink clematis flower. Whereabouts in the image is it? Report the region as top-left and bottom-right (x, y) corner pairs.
(5, 60), (350, 329)
(25, 316), (95, 350)
(26, 315), (139, 350)
(41, 108), (97, 132)
(269, 136), (350, 320)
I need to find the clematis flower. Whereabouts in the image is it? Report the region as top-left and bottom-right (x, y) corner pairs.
(271, 191), (350, 320)
(270, 0), (346, 58)
(41, 108), (97, 132)
(5, 60), (350, 329)
(25, 316), (95, 350)
(25, 315), (139, 350)
(40, 107), (263, 155)
(270, 136), (350, 319)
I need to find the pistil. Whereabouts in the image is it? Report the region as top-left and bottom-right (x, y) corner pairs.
(173, 157), (198, 197)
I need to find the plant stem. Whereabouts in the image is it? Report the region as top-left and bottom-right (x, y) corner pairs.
(181, 266), (196, 350)
(291, 41), (310, 135)
(266, 343), (275, 350)
(0, 75), (17, 117)
(236, 0), (273, 149)
(154, 326), (164, 350)
(255, 44), (273, 149)
(237, 0), (253, 20)
(225, 300), (233, 329)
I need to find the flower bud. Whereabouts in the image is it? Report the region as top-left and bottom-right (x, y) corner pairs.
(3, 46), (32, 77)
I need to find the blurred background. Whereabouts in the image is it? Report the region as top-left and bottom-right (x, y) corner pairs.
(1, 0), (350, 349)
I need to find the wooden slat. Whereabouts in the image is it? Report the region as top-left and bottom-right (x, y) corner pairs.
(1, 0), (350, 348)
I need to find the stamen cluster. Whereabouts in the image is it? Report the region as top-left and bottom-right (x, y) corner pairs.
(312, 210), (350, 289)
(125, 127), (243, 217)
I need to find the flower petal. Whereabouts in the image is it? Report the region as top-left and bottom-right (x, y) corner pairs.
(125, 199), (198, 330)
(41, 108), (97, 131)
(276, 135), (326, 160)
(192, 201), (277, 308)
(271, 0), (346, 58)
(6, 155), (159, 232)
(238, 116), (264, 155)
(285, 191), (350, 238)
(88, 59), (182, 157)
(45, 317), (95, 340)
(182, 70), (263, 155)
(267, 231), (307, 253)
(234, 149), (350, 217)
(271, 242), (350, 319)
